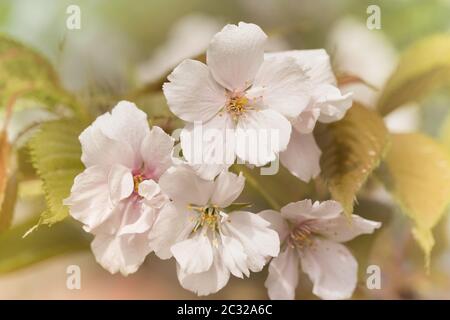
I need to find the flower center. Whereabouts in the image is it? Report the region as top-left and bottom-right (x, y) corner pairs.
(190, 205), (221, 233)
(226, 94), (249, 120)
(133, 174), (144, 193)
(289, 223), (314, 248)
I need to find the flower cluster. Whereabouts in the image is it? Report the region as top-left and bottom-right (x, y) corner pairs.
(65, 22), (380, 299)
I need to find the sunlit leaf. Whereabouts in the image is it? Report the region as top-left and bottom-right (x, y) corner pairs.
(29, 119), (84, 227)
(0, 216), (89, 274)
(0, 131), (11, 227)
(315, 104), (390, 215)
(0, 35), (88, 120)
(0, 172), (18, 231)
(378, 34), (450, 115)
(377, 133), (450, 267)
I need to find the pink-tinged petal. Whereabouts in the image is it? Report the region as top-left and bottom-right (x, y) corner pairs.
(248, 56), (311, 118)
(220, 235), (249, 278)
(265, 247), (299, 300)
(158, 166), (214, 206)
(107, 164), (133, 205)
(292, 107), (320, 134)
(299, 238), (358, 300)
(223, 211), (280, 272)
(210, 171), (245, 208)
(79, 113), (135, 168)
(280, 132), (321, 183)
(235, 109), (291, 166)
(140, 126), (174, 180)
(314, 84), (353, 123)
(172, 234), (214, 274)
(280, 200), (342, 223)
(91, 232), (151, 276)
(148, 203), (196, 259)
(117, 200), (158, 235)
(138, 179), (161, 200)
(266, 49), (336, 86)
(176, 254), (230, 296)
(258, 209), (290, 242)
(180, 112), (236, 180)
(311, 214), (381, 242)
(163, 59), (226, 122)
(64, 165), (114, 232)
(207, 22), (267, 91)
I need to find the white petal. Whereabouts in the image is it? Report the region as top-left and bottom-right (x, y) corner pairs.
(248, 55), (311, 118)
(258, 209), (290, 242)
(176, 254), (230, 296)
(158, 166), (214, 206)
(180, 112), (236, 180)
(138, 179), (161, 200)
(117, 200), (158, 236)
(299, 238), (358, 300)
(292, 107), (320, 134)
(312, 214), (381, 242)
(265, 247), (299, 300)
(235, 109), (291, 166)
(266, 49), (336, 86)
(280, 199), (342, 223)
(223, 211), (280, 272)
(210, 171), (245, 208)
(207, 22), (267, 91)
(163, 59), (226, 122)
(140, 126), (174, 180)
(220, 235), (249, 278)
(64, 165), (114, 232)
(79, 113), (135, 168)
(91, 232), (151, 276)
(280, 132), (321, 182)
(108, 164), (133, 205)
(314, 84), (353, 123)
(148, 203), (196, 259)
(172, 234), (214, 274)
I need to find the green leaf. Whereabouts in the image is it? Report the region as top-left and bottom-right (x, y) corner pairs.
(0, 131), (10, 222)
(378, 34), (450, 116)
(440, 114), (450, 152)
(0, 172), (18, 231)
(0, 216), (89, 274)
(0, 35), (88, 120)
(29, 119), (85, 226)
(315, 104), (390, 216)
(377, 133), (450, 267)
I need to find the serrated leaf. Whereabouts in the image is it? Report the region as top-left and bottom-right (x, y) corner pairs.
(29, 119), (84, 226)
(378, 34), (450, 115)
(0, 35), (88, 120)
(315, 104), (390, 215)
(0, 216), (89, 274)
(376, 133), (450, 267)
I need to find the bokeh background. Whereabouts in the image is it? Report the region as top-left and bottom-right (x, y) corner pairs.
(1, 0), (450, 299)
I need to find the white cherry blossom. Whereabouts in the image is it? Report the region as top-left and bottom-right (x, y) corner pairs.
(259, 199), (381, 300)
(149, 166), (280, 295)
(64, 101), (174, 275)
(163, 22), (311, 180)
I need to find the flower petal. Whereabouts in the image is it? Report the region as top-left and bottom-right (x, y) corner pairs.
(176, 254), (230, 296)
(258, 209), (290, 242)
(210, 171), (245, 208)
(180, 112), (236, 180)
(91, 232), (151, 276)
(163, 59), (226, 122)
(280, 132), (321, 182)
(280, 200), (342, 223)
(223, 211), (280, 272)
(248, 55), (311, 118)
(265, 247), (299, 300)
(158, 166), (214, 206)
(138, 179), (161, 200)
(64, 165), (113, 232)
(108, 164), (133, 205)
(314, 84), (353, 123)
(292, 107), (320, 134)
(140, 126), (174, 180)
(220, 234), (249, 278)
(171, 234), (214, 274)
(299, 238), (358, 300)
(235, 109), (291, 166)
(148, 203), (196, 259)
(312, 214), (381, 242)
(207, 22), (267, 91)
